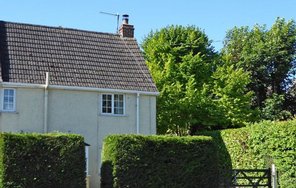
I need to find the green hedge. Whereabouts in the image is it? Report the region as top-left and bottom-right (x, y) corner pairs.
(198, 119), (296, 188)
(0, 133), (86, 188)
(101, 135), (219, 188)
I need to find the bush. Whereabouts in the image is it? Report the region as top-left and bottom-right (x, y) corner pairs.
(0, 133), (86, 188)
(261, 94), (292, 121)
(101, 135), (219, 188)
(197, 119), (296, 188)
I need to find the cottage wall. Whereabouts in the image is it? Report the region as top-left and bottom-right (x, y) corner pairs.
(0, 86), (157, 188)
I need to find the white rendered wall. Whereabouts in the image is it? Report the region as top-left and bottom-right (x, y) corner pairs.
(0, 86), (157, 188)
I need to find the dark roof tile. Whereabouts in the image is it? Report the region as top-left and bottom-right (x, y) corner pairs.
(0, 21), (157, 92)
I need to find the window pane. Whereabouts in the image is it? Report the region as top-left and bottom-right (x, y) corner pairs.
(114, 100), (118, 108)
(8, 104), (13, 109)
(106, 107), (112, 113)
(102, 106), (107, 113)
(3, 89), (15, 111)
(8, 97), (14, 103)
(118, 108), (123, 114)
(114, 94), (124, 114)
(3, 104), (9, 110)
(4, 96), (9, 102)
(102, 94), (112, 114)
(115, 107), (123, 115)
(9, 89), (13, 96)
(102, 94), (124, 115)
(4, 89), (9, 96)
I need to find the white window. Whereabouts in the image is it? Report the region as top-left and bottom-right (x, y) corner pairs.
(2, 89), (16, 112)
(101, 94), (125, 115)
(102, 94), (112, 114)
(114, 94), (124, 114)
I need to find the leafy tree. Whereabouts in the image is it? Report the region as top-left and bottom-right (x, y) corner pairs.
(142, 25), (255, 135)
(284, 81), (296, 116)
(221, 18), (296, 120)
(187, 64), (257, 135)
(209, 64), (256, 127)
(142, 25), (216, 135)
(222, 18), (296, 120)
(261, 94), (292, 120)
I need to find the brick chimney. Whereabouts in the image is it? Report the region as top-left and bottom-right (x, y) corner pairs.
(119, 14), (134, 38)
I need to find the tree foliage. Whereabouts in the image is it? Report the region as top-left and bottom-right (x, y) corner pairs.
(142, 25), (255, 135)
(261, 94), (292, 120)
(284, 81), (296, 115)
(142, 18), (296, 134)
(222, 18), (296, 110)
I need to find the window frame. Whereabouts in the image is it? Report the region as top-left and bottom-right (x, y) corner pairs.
(2, 88), (16, 112)
(101, 94), (125, 115)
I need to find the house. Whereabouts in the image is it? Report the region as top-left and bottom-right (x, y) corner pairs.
(0, 15), (158, 187)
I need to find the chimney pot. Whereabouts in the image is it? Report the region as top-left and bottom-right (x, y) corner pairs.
(119, 14), (134, 38)
(122, 14), (129, 24)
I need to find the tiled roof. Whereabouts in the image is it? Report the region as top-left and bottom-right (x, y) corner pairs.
(0, 21), (158, 92)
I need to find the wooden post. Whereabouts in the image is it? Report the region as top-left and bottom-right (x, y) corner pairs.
(271, 164), (277, 188)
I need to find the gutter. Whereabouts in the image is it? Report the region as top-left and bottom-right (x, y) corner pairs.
(0, 82), (159, 96)
(43, 72), (49, 133)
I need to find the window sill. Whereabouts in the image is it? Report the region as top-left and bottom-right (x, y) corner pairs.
(99, 113), (127, 117)
(0, 110), (18, 114)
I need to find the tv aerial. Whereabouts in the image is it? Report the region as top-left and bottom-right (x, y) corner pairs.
(100, 11), (120, 33)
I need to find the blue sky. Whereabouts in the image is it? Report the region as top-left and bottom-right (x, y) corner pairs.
(1, 0), (295, 51)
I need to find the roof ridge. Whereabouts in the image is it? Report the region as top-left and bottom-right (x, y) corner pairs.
(0, 20), (120, 37)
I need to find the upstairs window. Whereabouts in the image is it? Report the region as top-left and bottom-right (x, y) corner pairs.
(102, 94), (112, 114)
(101, 94), (125, 115)
(114, 94), (124, 114)
(2, 89), (16, 112)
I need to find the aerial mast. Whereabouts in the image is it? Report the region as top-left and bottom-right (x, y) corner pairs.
(100, 11), (120, 33)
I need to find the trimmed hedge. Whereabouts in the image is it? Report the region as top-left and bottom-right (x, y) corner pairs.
(101, 135), (219, 188)
(198, 119), (296, 188)
(0, 133), (86, 188)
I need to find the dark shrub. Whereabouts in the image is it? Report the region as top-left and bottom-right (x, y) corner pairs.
(101, 135), (219, 188)
(0, 133), (85, 188)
